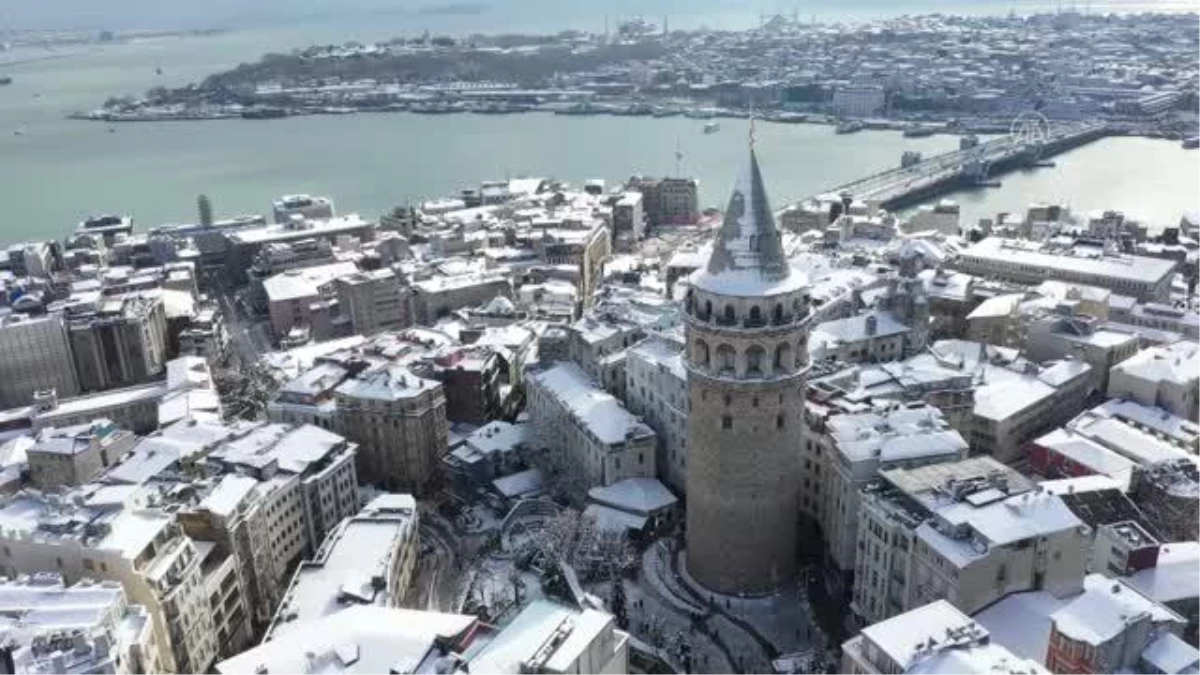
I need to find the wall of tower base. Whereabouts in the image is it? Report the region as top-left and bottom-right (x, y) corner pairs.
(684, 374), (805, 596)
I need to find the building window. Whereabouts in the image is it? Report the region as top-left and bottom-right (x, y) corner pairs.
(746, 345), (766, 376)
(723, 305), (736, 325)
(748, 305), (763, 327)
(777, 414), (785, 429)
(775, 342), (793, 372)
(717, 344), (736, 374)
(722, 416), (733, 430)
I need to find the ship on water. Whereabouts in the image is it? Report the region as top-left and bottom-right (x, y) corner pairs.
(703, 121), (720, 134)
(241, 107), (288, 120)
(835, 120), (865, 134)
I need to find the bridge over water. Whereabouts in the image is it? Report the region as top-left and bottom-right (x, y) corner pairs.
(787, 120), (1109, 213)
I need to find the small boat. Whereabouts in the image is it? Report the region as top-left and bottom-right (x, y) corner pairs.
(0, 76), (12, 86)
(1183, 136), (1199, 150)
(959, 134), (980, 150)
(703, 121), (720, 134)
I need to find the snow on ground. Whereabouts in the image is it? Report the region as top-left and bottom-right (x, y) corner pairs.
(620, 578), (732, 673)
(678, 551), (822, 656)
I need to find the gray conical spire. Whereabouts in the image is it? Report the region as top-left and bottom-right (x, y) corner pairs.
(704, 149), (790, 282)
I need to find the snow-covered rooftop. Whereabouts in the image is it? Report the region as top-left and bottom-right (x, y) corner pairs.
(587, 477), (677, 515)
(959, 237), (1177, 285)
(468, 600), (615, 674)
(1112, 341), (1199, 386)
(267, 494), (417, 641)
(218, 606), (476, 675)
(263, 261), (359, 302)
(1126, 542), (1200, 605)
(528, 363), (654, 445)
(826, 406), (967, 465)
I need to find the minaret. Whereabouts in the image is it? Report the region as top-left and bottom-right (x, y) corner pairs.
(683, 145), (811, 595)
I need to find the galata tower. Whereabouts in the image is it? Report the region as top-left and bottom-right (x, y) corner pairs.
(684, 148), (811, 595)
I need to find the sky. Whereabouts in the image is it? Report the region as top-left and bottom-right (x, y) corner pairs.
(6, 0), (685, 31)
(1, 0), (1189, 31)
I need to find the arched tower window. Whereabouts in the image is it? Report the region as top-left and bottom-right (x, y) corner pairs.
(723, 305), (736, 325)
(775, 342), (793, 372)
(746, 345), (766, 377)
(773, 303), (784, 325)
(716, 344), (736, 375)
(694, 339), (710, 367)
(703, 299), (712, 320)
(797, 336), (808, 366)
(748, 306), (763, 327)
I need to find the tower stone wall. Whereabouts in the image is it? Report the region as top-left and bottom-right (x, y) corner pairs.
(683, 149), (812, 595)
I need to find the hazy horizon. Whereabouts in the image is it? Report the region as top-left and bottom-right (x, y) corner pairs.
(2, 0), (1194, 33)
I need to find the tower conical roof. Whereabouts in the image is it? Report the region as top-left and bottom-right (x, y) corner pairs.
(691, 149), (806, 297)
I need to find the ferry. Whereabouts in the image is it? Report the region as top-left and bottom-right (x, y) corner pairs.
(241, 107), (288, 120)
(703, 122), (720, 134)
(903, 124), (936, 138)
(835, 120), (865, 134)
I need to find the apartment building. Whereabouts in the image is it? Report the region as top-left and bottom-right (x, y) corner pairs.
(333, 268), (413, 336)
(218, 600), (629, 675)
(976, 574), (1195, 674)
(0, 488), (219, 673)
(204, 423), (361, 558)
(0, 574), (158, 675)
(970, 357), (1093, 462)
(526, 362), (657, 489)
(272, 194), (335, 224)
(262, 262), (358, 341)
(26, 420), (136, 490)
(612, 192), (645, 241)
(1023, 310), (1140, 393)
(954, 237), (1175, 303)
(411, 271), (513, 325)
(67, 294), (169, 393)
(1108, 341), (1199, 421)
(853, 457), (1090, 626)
(333, 365), (448, 494)
(803, 404), (969, 596)
(0, 313), (80, 409)
(629, 176), (699, 227)
(625, 335), (689, 494)
(842, 600), (1047, 674)
(265, 494), (419, 641)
